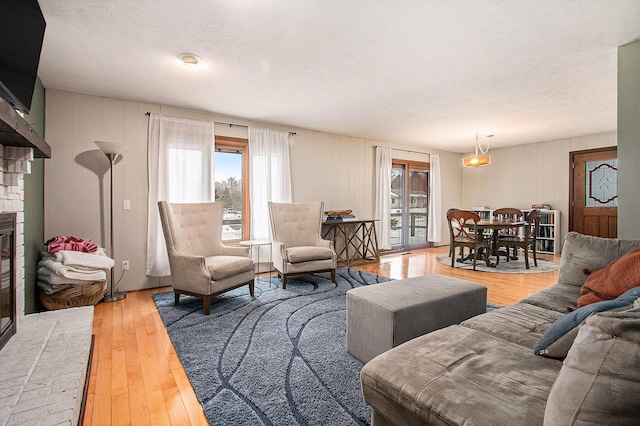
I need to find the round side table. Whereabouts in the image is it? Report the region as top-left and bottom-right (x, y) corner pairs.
(239, 240), (272, 284)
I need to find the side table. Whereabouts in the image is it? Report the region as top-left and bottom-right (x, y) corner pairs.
(239, 240), (272, 284)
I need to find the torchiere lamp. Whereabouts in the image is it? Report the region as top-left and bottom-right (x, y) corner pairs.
(95, 141), (128, 302)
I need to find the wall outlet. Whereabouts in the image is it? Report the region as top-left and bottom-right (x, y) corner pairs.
(122, 260), (130, 271)
(123, 200), (131, 210)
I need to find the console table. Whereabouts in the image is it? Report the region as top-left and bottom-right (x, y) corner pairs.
(322, 219), (380, 266)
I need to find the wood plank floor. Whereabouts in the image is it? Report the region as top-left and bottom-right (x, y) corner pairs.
(83, 245), (560, 425)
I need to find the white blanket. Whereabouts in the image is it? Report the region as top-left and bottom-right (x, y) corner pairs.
(39, 259), (107, 281)
(54, 249), (115, 270)
(37, 267), (98, 285)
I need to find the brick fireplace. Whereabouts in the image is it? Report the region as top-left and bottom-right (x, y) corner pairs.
(0, 211), (16, 350)
(0, 146), (34, 350)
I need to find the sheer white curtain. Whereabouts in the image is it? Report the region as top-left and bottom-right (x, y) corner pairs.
(375, 146), (392, 250)
(427, 154), (442, 242)
(249, 128), (292, 266)
(146, 113), (215, 276)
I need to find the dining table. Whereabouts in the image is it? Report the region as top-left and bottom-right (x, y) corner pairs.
(461, 218), (526, 267)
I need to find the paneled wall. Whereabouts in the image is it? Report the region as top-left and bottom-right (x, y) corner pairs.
(44, 90), (459, 292)
(462, 132), (617, 248)
(618, 40), (640, 239)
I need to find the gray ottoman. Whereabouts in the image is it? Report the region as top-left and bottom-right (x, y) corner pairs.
(346, 274), (487, 363)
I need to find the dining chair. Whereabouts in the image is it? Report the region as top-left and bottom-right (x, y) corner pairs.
(446, 210), (490, 271)
(446, 208), (460, 257)
(493, 207), (524, 258)
(495, 209), (539, 269)
(157, 201), (255, 315)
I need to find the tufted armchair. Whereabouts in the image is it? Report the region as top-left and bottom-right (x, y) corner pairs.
(157, 201), (255, 314)
(268, 201), (337, 289)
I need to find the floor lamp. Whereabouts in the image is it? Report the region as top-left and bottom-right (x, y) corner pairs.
(95, 141), (128, 302)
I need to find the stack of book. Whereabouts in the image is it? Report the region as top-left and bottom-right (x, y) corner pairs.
(324, 210), (356, 222)
(531, 203), (552, 210)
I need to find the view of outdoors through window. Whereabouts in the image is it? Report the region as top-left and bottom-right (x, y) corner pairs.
(390, 162), (429, 250)
(215, 151), (243, 241)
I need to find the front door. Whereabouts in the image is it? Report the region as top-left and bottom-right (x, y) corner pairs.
(569, 147), (618, 238)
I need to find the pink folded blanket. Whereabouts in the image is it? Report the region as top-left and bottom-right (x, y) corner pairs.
(47, 236), (98, 253)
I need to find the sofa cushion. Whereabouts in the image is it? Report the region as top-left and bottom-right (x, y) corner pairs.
(461, 302), (563, 348)
(543, 306), (640, 425)
(577, 247), (640, 307)
(557, 232), (640, 288)
(361, 325), (562, 426)
(534, 286), (640, 358)
(205, 255), (254, 280)
(286, 246), (334, 263)
(520, 283), (582, 313)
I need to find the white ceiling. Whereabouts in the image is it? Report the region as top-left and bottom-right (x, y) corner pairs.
(37, 0), (640, 153)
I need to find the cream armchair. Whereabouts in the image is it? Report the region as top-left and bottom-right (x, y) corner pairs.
(158, 201), (255, 315)
(268, 201), (337, 289)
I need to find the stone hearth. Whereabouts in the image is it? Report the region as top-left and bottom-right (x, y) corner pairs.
(0, 307), (93, 425)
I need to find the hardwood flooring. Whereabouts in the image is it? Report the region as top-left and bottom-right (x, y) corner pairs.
(83, 245), (559, 425)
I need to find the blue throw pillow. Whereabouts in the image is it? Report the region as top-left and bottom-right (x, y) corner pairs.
(534, 286), (640, 358)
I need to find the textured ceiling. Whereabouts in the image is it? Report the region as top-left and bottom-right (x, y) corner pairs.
(37, 0), (640, 153)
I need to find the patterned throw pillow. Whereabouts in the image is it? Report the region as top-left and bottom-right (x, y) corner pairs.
(577, 247), (640, 308)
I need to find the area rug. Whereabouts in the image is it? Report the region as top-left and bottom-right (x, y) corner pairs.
(153, 268), (499, 425)
(436, 254), (558, 273)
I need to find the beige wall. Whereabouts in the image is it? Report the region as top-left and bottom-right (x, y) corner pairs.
(44, 89), (459, 291)
(461, 132), (617, 248)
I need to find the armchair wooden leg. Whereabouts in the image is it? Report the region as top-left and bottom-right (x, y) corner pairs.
(174, 292), (180, 304)
(331, 269), (336, 283)
(203, 295), (212, 315)
(249, 279), (255, 297)
(282, 275), (288, 289)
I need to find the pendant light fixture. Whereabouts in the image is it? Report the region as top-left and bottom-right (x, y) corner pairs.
(463, 133), (493, 167)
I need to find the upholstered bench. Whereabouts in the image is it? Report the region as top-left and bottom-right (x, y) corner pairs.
(346, 274), (487, 363)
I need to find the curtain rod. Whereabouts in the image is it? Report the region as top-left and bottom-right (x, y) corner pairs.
(145, 112), (296, 135)
(372, 145), (431, 156)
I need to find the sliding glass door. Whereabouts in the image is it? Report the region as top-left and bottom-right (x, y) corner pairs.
(390, 160), (430, 251)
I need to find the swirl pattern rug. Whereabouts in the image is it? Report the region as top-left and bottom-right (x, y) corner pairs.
(152, 267), (390, 426)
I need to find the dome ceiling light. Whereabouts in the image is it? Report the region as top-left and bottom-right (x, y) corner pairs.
(178, 53), (202, 68)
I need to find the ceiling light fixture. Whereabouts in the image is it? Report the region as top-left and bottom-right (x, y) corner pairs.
(463, 133), (493, 167)
(178, 53), (202, 68)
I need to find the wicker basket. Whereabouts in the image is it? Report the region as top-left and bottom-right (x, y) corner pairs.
(39, 280), (107, 310)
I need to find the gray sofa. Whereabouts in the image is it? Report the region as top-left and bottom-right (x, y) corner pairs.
(360, 232), (640, 425)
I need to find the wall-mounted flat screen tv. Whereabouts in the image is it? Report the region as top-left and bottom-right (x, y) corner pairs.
(0, 0), (46, 114)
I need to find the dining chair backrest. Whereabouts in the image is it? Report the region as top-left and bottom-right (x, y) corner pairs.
(447, 209), (482, 241)
(493, 207), (524, 221)
(525, 209), (540, 241)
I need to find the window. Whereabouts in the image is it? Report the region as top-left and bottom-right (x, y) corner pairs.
(214, 136), (249, 241)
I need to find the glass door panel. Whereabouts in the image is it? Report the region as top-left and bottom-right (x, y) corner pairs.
(585, 159), (617, 207)
(390, 165), (404, 248)
(389, 161), (430, 251)
(408, 169), (428, 246)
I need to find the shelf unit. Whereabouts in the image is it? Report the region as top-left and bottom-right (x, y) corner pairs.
(468, 208), (560, 254)
(525, 209), (559, 255)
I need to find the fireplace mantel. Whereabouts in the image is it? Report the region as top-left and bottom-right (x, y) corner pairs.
(0, 96), (51, 158)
